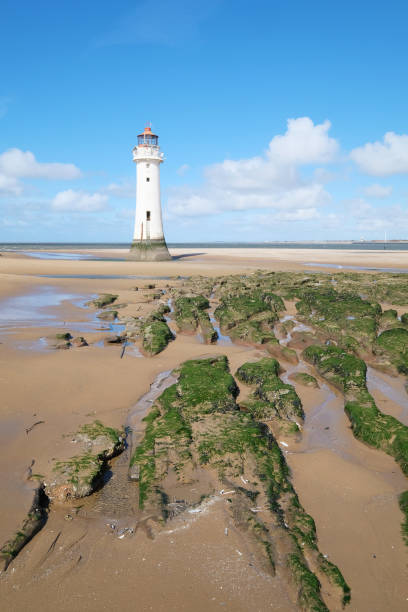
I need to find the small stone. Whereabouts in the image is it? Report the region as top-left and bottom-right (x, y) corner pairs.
(72, 336), (88, 347)
(104, 335), (123, 345)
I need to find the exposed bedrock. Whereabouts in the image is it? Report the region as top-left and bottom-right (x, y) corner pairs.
(45, 421), (125, 502)
(130, 355), (350, 610)
(0, 486), (49, 572)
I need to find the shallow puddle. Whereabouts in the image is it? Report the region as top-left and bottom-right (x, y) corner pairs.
(367, 366), (408, 425)
(37, 274), (187, 280)
(304, 262), (408, 273)
(24, 251), (102, 261)
(0, 286), (82, 330)
(208, 311), (233, 345)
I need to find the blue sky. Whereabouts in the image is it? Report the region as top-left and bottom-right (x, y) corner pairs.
(1, 0), (408, 242)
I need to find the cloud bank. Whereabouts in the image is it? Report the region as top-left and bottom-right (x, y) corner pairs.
(0, 148), (81, 196)
(52, 189), (108, 212)
(167, 117), (337, 219)
(351, 132), (408, 176)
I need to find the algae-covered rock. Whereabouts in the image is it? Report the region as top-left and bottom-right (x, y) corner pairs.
(295, 288), (380, 353)
(91, 294), (118, 309)
(97, 310), (118, 321)
(175, 355), (239, 415)
(376, 328), (408, 374)
(104, 335), (124, 344)
(56, 332), (72, 341)
(303, 344), (408, 478)
(290, 372), (319, 388)
(0, 486), (48, 571)
(214, 291), (281, 346)
(229, 319), (278, 345)
(197, 311), (218, 343)
(130, 355), (349, 609)
(72, 336), (88, 347)
(124, 317), (144, 339)
(236, 358), (303, 435)
(46, 421), (124, 502)
(303, 344), (367, 392)
(400, 491), (408, 545)
(174, 295), (210, 332)
(214, 291), (283, 330)
(267, 343), (299, 364)
(142, 320), (173, 355)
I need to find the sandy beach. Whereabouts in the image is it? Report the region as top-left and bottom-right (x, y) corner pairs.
(0, 247), (407, 612)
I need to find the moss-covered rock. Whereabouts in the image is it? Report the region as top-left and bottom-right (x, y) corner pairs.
(0, 486), (48, 571)
(303, 344), (408, 490)
(376, 328), (408, 374)
(142, 320), (173, 355)
(228, 319), (278, 345)
(400, 490), (408, 545)
(97, 310), (118, 321)
(295, 288), (380, 352)
(130, 356), (349, 609)
(290, 372), (319, 388)
(55, 332), (72, 340)
(91, 294), (118, 309)
(236, 358), (303, 436)
(46, 421), (124, 502)
(197, 311), (218, 343)
(215, 291), (284, 330)
(213, 291), (282, 346)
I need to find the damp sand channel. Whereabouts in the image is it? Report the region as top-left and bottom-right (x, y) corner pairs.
(275, 331), (408, 612)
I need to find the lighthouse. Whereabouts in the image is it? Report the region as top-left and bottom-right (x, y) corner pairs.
(129, 126), (171, 260)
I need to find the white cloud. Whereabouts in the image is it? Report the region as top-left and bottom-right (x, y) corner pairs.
(0, 173), (22, 195)
(268, 117), (338, 165)
(340, 199), (408, 233)
(350, 132), (408, 176)
(0, 148), (81, 179)
(167, 118), (336, 218)
(274, 208), (320, 221)
(52, 189), (108, 212)
(104, 180), (134, 198)
(363, 183), (393, 198)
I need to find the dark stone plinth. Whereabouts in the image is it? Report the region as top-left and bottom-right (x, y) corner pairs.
(128, 238), (172, 261)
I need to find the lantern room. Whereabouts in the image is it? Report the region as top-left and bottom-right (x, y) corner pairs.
(137, 126), (158, 147)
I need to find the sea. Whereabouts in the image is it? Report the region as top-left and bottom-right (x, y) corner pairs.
(1, 242), (408, 251)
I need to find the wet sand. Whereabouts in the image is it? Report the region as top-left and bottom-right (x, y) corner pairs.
(0, 249), (407, 611)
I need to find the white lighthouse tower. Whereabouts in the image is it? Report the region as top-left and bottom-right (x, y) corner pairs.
(129, 125), (171, 260)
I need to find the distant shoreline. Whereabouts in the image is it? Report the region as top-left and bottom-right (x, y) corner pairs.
(1, 240), (408, 251)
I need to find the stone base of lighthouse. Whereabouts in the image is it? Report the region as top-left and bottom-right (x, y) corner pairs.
(128, 238), (172, 261)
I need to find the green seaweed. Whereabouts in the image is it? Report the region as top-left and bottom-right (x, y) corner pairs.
(130, 356), (349, 608)
(400, 491), (408, 545)
(291, 372), (319, 388)
(142, 320), (173, 355)
(303, 343), (408, 546)
(91, 294), (118, 309)
(287, 554), (328, 612)
(77, 420), (123, 445)
(376, 327), (408, 374)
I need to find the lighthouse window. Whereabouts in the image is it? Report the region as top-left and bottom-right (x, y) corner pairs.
(146, 211), (151, 221)
(146, 163), (150, 168)
(146, 177), (150, 182)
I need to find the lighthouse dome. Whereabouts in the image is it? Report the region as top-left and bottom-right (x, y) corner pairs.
(137, 126), (158, 147)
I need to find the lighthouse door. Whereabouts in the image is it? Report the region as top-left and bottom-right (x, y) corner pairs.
(146, 211), (151, 240)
